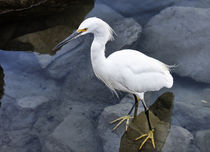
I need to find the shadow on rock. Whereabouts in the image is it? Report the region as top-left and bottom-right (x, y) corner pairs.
(120, 92), (174, 152)
(0, 65), (4, 107)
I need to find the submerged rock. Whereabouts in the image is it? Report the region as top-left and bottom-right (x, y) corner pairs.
(162, 126), (195, 152)
(140, 7), (210, 83)
(97, 94), (144, 152)
(43, 114), (100, 152)
(42, 101), (106, 152)
(97, 0), (210, 24)
(150, 76), (210, 132)
(195, 130), (210, 152)
(0, 51), (60, 100)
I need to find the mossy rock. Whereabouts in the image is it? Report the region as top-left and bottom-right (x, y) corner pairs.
(120, 92), (174, 152)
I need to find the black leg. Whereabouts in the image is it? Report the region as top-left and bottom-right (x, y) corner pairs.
(141, 100), (152, 130)
(133, 95), (139, 118)
(127, 100), (135, 115)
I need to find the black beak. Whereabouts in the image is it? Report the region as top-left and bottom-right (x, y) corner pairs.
(53, 31), (82, 51)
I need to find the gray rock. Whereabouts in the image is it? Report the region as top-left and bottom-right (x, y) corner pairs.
(173, 102), (210, 132)
(0, 129), (41, 152)
(149, 76), (210, 132)
(195, 130), (210, 152)
(43, 113), (101, 152)
(0, 51), (60, 100)
(162, 126), (194, 152)
(140, 7), (210, 83)
(97, 0), (210, 24)
(97, 94), (144, 152)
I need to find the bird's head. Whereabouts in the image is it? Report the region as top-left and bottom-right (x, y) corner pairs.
(53, 17), (115, 51)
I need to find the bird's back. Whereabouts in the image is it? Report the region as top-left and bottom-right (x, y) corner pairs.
(104, 49), (173, 94)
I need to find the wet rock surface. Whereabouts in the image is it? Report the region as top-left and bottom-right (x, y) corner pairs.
(195, 130), (210, 152)
(162, 126), (196, 152)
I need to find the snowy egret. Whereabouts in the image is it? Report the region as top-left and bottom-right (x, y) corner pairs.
(53, 17), (173, 150)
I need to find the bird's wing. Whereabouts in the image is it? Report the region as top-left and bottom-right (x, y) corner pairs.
(107, 49), (170, 74)
(106, 49), (173, 93)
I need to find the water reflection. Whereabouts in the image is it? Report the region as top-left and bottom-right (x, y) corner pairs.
(0, 65), (4, 107)
(120, 92), (174, 152)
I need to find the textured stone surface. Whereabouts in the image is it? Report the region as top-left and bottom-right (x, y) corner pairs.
(195, 130), (210, 152)
(97, 94), (144, 152)
(162, 126), (194, 152)
(44, 113), (100, 152)
(97, 0), (210, 24)
(140, 7), (210, 83)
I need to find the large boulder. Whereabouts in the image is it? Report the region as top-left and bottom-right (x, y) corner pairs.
(140, 7), (210, 83)
(96, 0), (210, 24)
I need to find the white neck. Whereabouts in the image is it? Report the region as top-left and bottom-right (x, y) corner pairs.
(90, 36), (107, 75)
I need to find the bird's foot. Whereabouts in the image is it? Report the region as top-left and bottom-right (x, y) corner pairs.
(136, 129), (155, 150)
(110, 115), (133, 131)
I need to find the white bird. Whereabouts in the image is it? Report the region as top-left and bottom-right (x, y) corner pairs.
(53, 17), (173, 150)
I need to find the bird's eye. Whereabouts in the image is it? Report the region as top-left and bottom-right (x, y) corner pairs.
(84, 28), (88, 31)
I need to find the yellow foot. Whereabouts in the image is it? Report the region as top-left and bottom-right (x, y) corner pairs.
(110, 115), (133, 131)
(136, 130), (155, 150)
